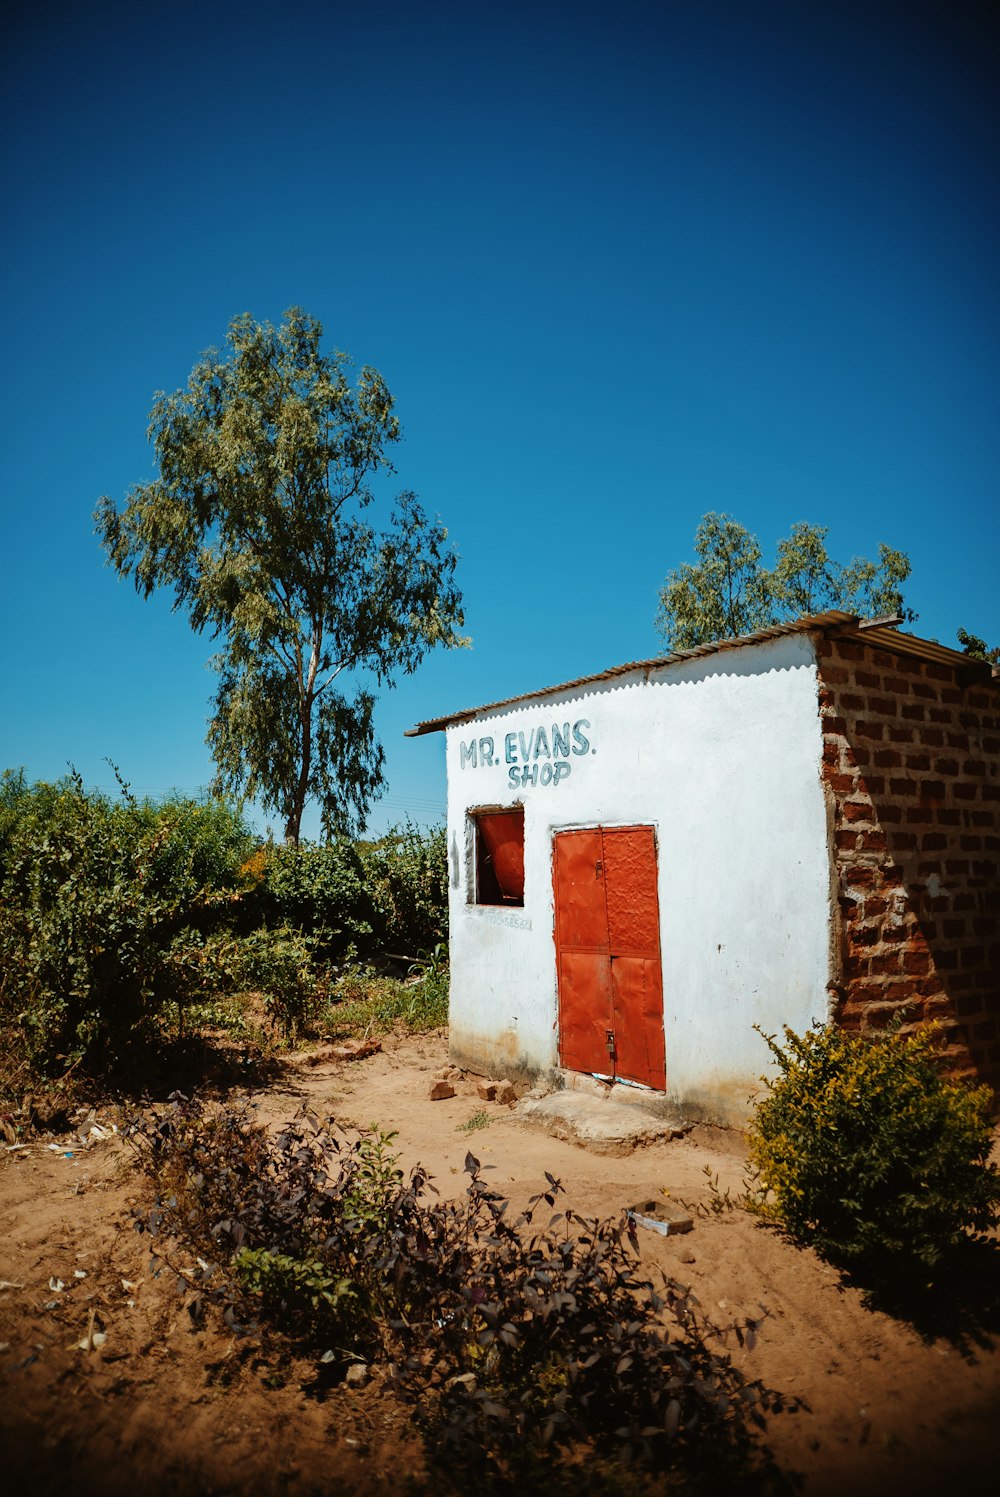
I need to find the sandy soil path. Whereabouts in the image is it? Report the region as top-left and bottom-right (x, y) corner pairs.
(1, 1028), (997, 1495)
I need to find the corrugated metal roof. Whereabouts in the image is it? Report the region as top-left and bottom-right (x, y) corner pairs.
(404, 611), (996, 737)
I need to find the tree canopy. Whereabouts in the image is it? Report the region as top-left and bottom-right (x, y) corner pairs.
(96, 309), (466, 843)
(956, 627), (1000, 665)
(655, 514), (915, 651)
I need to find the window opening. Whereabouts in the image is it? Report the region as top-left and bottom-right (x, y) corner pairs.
(472, 809), (525, 906)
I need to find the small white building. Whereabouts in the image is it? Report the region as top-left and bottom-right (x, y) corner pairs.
(407, 613), (1000, 1124)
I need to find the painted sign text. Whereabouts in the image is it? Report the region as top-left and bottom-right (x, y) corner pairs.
(459, 719), (592, 790)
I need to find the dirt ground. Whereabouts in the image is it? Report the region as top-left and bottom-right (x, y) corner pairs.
(1, 1028), (998, 1495)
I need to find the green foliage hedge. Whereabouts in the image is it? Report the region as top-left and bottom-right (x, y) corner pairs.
(0, 770), (253, 1065)
(0, 770), (449, 1070)
(357, 822), (449, 955)
(747, 1023), (1000, 1282)
(243, 839), (376, 958)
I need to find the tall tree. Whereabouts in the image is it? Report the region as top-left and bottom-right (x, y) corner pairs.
(655, 514), (915, 651)
(96, 309), (466, 842)
(653, 513), (772, 650)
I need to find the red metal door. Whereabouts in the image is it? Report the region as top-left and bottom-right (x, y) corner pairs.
(553, 826), (665, 1090)
(553, 829), (612, 1075)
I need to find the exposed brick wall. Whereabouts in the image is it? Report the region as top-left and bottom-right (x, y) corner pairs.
(816, 635), (1000, 1093)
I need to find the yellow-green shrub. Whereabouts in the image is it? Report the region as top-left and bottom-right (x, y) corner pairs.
(747, 1023), (1000, 1280)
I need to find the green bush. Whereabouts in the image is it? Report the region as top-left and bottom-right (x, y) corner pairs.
(233, 1247), (364, 1344)
(747, 1023), (1000, 1280)
(235, 925), (325, 1040)
(358, 822), (448, 956)
(249, 839), (375, 960)
(0, 771), (253, 1067)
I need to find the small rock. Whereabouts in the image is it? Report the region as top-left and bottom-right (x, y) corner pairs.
(476, 1081), (497, 1102)
(445, 1372), (477, 1393)
(429, 1080), (456, 1101)
(319, 1038), (382, 1064)
(677, 1246), (696, 1264)
(494, 1080), (517, 1106)
(344, 1362), (368, 1388)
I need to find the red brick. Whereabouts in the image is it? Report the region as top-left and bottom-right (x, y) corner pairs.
(921, 832), (947, 851)
(842, 693), (867, 712)
(920, 780), (946, 800)
(929, 707), (951, 724)
(907, 753), (931, 771)
(953, 783), (978, 800)
(828, 772), (856, 794)
(870, 697), (896, 716)
(912, 682), (938, 701)
(902, 703), (926, 722)
(964, 760), (987, 776)
(934, 758), (960, 776)
(843, 801), (873, 822)
(890, 778), (916, 796)
(856, 670), (882, 689)
(925, 663), (953, 682)
(871, 952), (903, 975)
(888, 725), (914, 743)
(819, 664), (850, 684)
(921, 728), (944, 746)
(884, 676), (910, 695)
(873, 748), (902, 768)
(856, 721), (884, 740)
(859, 830), (888, 851)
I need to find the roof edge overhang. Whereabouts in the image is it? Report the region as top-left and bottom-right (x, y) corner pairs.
(404, 612), (997, 738)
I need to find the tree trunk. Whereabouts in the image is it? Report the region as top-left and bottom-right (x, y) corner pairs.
(285, 694), (313, 845)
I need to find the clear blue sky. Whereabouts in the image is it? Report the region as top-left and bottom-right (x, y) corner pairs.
(2, 0), (997, 839)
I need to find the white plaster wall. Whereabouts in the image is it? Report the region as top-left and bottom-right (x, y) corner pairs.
(444, 633), (832, 1123)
